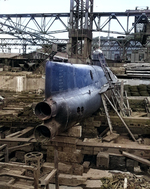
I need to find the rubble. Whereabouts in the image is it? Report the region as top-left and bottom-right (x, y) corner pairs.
(0, 75), (150, 189)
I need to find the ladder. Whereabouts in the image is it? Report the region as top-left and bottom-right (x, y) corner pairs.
(99, 56), (127, 116)
(98, 57), (136, 141)
(98, 57), (114, 90)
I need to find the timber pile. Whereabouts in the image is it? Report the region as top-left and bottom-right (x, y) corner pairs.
(1, 146), (150, 189)
(1, 161), (150, 189)
(1, 90), (150, 188)
(124, 85), (150, 96)
(0, 91), (43, 128)
(125, 63), (150, 78)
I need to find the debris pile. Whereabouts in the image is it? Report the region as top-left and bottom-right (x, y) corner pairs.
(125, 63), (150, 78)
(124, 85), (150, 96)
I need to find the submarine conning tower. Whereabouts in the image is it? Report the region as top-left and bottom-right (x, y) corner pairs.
(92, 49), (108, 67)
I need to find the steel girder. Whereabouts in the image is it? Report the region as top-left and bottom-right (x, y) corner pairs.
(0, 13), (69, 46)
(0, 10), (150, 46)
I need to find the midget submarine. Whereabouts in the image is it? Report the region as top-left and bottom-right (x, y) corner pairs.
(34, 49), (117, 141)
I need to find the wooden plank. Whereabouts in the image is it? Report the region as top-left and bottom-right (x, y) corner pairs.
(0, 144), (7, 150)
(122, 151), (150, 166)
(101, 94), (113, 133)
(0, 157), (4, 161)
(16, 127), (34, 138)
(126, 70), (150, 73)
(7, 178), (16, 185)
(0, 162), (38, 189)
(0, 173), (34, 181)
(3, 107), (23, 110)
(51, 136), (79, 144)
(126, 73), (150, 78)
(103, 133), (119, 142)
(8, 143), (33, 152)
(0, 153), (4, 158)
(0, 162), (36, 171)
(103, 93), (136, 142)
(6, 131), (21, 138)
(0, 137), (36, 143)
(77, 141), (150, 151)
(54, 147), (59, 189)
(41, 169), (57, 186)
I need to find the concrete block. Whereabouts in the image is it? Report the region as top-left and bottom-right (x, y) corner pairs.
(49, 184), (83, 189)
(83, 168), (113, 180)
(83, 161), (90, 173)
(72, 163), (83, 175)
(63, 146), (76, 153)
(42, 162), (73, 174)
(85, 180), (103, 189)
(109, 154), (126, 171)
(126, 158), (134, 172)
(93, 121), (101, 127)
(50, 174), (87, 186)
(60, 125), (82, 138)
(82, 128), (98, 138)
(59, 163), (73, 174)
(58, 149), (84, 164)
(96, 152), (109, 169)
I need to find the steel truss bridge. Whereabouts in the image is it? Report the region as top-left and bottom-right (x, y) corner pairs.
(0, 8), (150, 54)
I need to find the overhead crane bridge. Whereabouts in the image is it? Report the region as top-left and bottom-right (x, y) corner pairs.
(0, 1), (150, 60)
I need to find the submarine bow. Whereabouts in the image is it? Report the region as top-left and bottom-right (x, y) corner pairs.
(34, 51), (117, 141)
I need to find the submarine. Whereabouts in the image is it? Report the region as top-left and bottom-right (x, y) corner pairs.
(34, 49), (117, 141)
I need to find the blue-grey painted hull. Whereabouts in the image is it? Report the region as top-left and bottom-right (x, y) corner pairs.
(34, 51), (117, 141)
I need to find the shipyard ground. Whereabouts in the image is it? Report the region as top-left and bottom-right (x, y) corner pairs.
(0, 69), (150, 189)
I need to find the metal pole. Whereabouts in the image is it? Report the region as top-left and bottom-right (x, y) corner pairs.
(70, 0), (74, 28)
(85, 0), (89, 29)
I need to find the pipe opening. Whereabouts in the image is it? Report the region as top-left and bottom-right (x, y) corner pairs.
(35, 102), (51, 120)
(34, 125), (51, 142)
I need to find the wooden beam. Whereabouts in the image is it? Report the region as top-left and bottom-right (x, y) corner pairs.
(103, 93), (136, 142)
(120, 80), (124, 113)
(54, 147), (59, 189)
(101, 94), (113, 133)
(0, 144), (8, 162)
(8, 143), (33, 152)
(5, 127), (34, 139)
(0, 137), (36, 143)
(0, 173), (34, 181)
(0, 144), (7, 150)
(122, 151), (150, 167)
(0, 162), (39, 189)
(6, 131), (21, 138)
(77, 140), (150, 151)
(41, 169), (57, 186)
(0, 162), (36, 171)
(16, 127), (34, 138)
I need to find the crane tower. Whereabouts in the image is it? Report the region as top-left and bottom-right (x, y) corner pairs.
(68, 0), (93, 64)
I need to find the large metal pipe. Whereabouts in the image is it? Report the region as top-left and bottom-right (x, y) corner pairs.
(34, 120), (60, 142)
(35, 100), (57, 121)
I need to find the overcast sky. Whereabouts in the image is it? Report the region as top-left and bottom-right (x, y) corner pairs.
(0, 0), (149, 14)
(0, 0), (149, 53)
